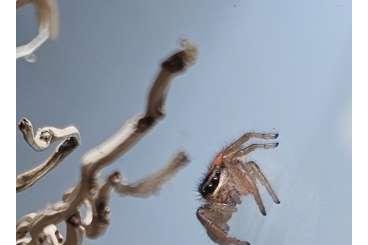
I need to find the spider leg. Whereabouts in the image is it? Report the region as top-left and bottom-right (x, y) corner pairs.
(232, 143), (279, 159)
(224, 132), (279, 155)
(238, 169), (267, 216)
(196, 205), (249, 245)
(251, 186), (267, 216)
(244, 161), (280, 204)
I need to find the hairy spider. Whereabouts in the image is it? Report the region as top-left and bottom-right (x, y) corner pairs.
(196, 132), (280, 245)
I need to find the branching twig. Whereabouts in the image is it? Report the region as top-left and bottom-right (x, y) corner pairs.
(18, 117), (80, 151)
(16, 118), (80, 192)
(82, 40), (197, 176)
(81, 178), (113, 239)
(17, 213), (38, 240)
(17, 0), (59, 59)
(80, 151), (189, 239)
(38, 225), (64, 245)
(16, 41), (197, 244)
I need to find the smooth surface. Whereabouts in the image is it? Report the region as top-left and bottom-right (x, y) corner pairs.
(16, 1), (351, 244)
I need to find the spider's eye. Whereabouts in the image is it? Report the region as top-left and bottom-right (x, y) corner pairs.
(198, 168), (222, 197)
(202, 182), (216, 195)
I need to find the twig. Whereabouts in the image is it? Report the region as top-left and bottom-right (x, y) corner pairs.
(16, 118), (80, 192)
(83, 180), (112, 239)
(65, 212), (85, 245)
(17, 0), (59, 59)
(18, 117), (80, 151)
(16, 41), (197, 244)
(112, 152), (189, 197)
(16, 0), (33, 9)
(82, 40), (197, 175)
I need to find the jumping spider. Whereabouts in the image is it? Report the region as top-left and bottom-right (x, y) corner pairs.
(196, 132), (280, 245)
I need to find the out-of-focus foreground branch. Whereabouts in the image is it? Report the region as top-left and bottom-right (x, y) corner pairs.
(16, 0), (59, 60)
(16, 41), (197, 245)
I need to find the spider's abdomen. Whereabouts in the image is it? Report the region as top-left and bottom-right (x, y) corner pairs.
(198, 167), (222, 198)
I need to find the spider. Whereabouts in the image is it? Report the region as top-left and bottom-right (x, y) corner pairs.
(196, 132), (280, 245)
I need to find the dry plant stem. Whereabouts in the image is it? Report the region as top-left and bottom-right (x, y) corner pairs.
(16, 137), (79, 192)
(17, 213), (38, 240)
(16, 0), (59, 59)
(17, 0), (33, 9)
(16, 237), (32, 245)
(83, 151), (189, 238)
(16, 118), (80, 192)
(16, 25), (49, 59)
(83, 180), (113, 239)
(64, 223), (84, 245)
(16, 42), (197, 244)
(38, 225), (63, 245)
(18, 117), (80, 151)
(18, 224), (64, 245)
(112, 152), (189, 197)
(82, 41), (197, 175)
(64, 212), (85, 245)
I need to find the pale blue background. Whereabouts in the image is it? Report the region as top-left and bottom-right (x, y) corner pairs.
(17, 0), (351, 244)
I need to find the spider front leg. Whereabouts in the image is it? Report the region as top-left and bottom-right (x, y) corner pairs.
(232, 142), (279, 160)
(224, 132), (279, 155)
(196, 205), (250, 245)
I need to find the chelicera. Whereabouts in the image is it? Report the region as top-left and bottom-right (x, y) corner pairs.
(196, 132), (280, 245)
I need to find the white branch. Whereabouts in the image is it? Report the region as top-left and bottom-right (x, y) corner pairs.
(16, 237), (32, 245)
(17, 0), (59, 59)
(17, 213), (38, 240)
(112, 152), (189, 197)
(64, 212), (85, 245)
(16, 41), (197, 244)
(17, 118), (80, 192)
(82, 40), (197, 176)
(80, 151), (189, 238)
(83, 181), (112, 239)
(36, 225), (63, 245)
(18, 117), (80, 151)
(17, 0), (33, 9)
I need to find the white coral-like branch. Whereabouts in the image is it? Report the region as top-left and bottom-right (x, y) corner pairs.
(112, 152), (189, 197)
(16, 118), (80, 192)
(16, 0), (59, 60)
(16, 41), (198, 244)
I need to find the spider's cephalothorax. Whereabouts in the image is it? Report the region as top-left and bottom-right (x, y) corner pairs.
(196, 132), (280, 245)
